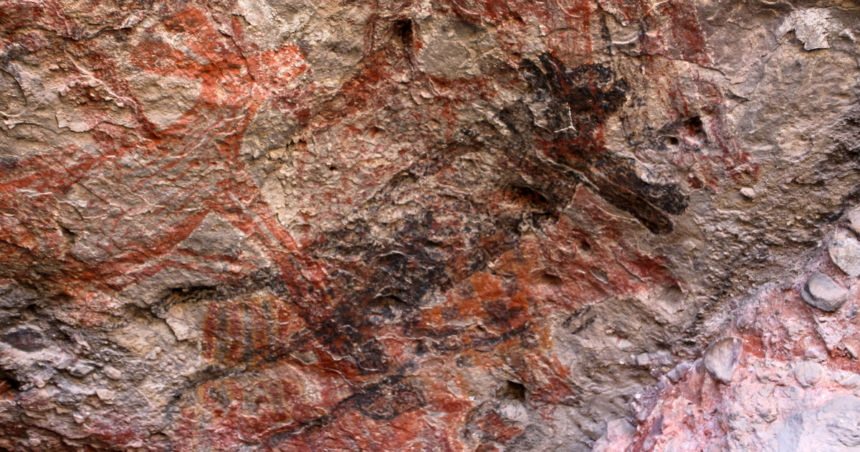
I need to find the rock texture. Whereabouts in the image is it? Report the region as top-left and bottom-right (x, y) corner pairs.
(0, 0), (859, 451)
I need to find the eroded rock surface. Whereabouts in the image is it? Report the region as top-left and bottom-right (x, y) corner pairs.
(0, 0), (859, 451)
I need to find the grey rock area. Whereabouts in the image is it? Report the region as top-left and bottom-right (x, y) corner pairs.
(776, 396), (860, 452)
(802, 271), (850, 312)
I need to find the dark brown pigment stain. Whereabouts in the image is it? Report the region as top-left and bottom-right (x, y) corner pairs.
(176, 31), (684, 448)
(3, 328), (45, 352)
(511, 53), (689, 234)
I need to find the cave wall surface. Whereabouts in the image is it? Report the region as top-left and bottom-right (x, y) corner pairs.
(0, 0), (859, 451)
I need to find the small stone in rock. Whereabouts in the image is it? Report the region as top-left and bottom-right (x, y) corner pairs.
(848, 209), (860, 236)
(835, 371), (860, 389)
(666, 362), (692, 383)
(801, 272), (848, 312)
(740, 187), (756, 198)
(69, 361), (95, 377)
(103, 366), (122, 380)
(794, 361), (823, 388)
(96, 388), (116, 402)
(703, 337), (743, 384)
(829, 229), (860, 277)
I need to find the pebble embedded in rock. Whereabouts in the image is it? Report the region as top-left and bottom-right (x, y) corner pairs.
(835, 371), (860, 389)
(666, 362), (692, 383)
(736, 312), (756, 331)
(703, 337), (743, 384)
(69, 362), (95, 378)
(849, 209), (860, 236)
(794, 361), (823, 388)
(757, 404), (777, 423)
(801, 271), (849, 312)
(829, 229), (860, 277)
(96, 388), (116, 402)
(103, 366), (122, 380)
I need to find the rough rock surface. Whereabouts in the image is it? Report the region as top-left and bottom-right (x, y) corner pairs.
(0, 0), (859, 451)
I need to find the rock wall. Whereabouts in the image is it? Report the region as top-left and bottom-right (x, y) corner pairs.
(0, 0), (858, 451)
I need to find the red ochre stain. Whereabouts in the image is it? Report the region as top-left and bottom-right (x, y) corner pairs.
(0, 2), (748, 449)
